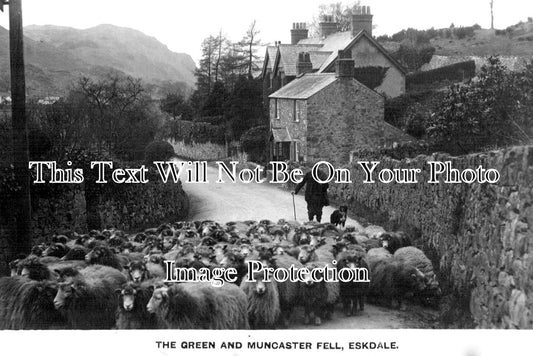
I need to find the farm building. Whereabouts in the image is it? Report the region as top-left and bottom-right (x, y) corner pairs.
(268, 53), (413, 165)
(262, 5), (407, 106)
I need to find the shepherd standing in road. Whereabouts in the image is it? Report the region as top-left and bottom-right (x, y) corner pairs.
(292, 167), (329, 222)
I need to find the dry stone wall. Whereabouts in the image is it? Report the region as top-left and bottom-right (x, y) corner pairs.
(328, 145), (533, 328)
(0, 179), (189, 276)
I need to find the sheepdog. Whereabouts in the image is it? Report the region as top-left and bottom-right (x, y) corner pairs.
(330, 205), (348, 227)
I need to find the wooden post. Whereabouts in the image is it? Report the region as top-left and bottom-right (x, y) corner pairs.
(9, 0), (32, 256)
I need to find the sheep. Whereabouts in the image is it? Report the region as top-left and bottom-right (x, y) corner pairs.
(62, 245), (89, 261)
(0, 276), (67, 329)
(298, 261), (339, 325)
(393, 246), (441, 307)
(336, 250), (370, 316)
(368, 259), (426, 310)
(146, 282), (249, 329)
(53, 265), (127, 329)
(366, 247), (392, 271)
(380, 232), (411, 254)
(260, 252), (301, 327)
(85, 245), (124, 271)
(18, 257), (54, 281)
(240, 270), (280, 329)
(219, 250), (247, 285)
(124, 260), (151, 283)
(43, 243), (70, 258)
(115, 281), (158, 329)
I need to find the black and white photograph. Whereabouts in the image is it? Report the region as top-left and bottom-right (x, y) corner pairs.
(0, 0), (532, 354)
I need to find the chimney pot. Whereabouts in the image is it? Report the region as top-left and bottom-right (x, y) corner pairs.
(291, 22), (309, 44)
(296, 51), (313, 75)
(319, 14), (339, 38)
(351, 5), (373, 37)
(335, 50), (355, 79)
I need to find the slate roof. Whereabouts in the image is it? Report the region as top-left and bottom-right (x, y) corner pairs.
(317, 31), (407, 74)
(270, 127), (292, 142)
(275, 44), (324, 76)
(261, 46), (279, 78)
(268, 73), (337, 100)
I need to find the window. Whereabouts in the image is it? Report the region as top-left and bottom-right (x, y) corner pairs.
(275, 99), (280, 119)
(294, 100), (301, 122)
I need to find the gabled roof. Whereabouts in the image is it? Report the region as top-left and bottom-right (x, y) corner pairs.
(261, 46), (279, 78)
(318, 30), (407, 74)
(273, 44), (323, 77)
(268, 73), (337, 100)
(299, 31), (354, 52)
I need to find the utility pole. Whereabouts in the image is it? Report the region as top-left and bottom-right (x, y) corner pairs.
(1, 0), (32, 257)
(490, 0), (494, 30)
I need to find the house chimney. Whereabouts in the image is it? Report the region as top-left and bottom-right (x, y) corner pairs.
(291, 22), (308, 45)
(335, 50), (354, 79)
(351, 5), (373, 37)
(296, 52), (312, 75)
(319, 15), (339, 38)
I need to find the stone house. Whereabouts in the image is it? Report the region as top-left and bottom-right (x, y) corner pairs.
(268, 55), (413, 165)
(261, 5), (406, 106)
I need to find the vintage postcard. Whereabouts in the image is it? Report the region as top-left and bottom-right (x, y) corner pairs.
(0, 0), (532, 355)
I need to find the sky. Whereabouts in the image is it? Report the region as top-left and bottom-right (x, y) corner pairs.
(0, 0), (532, 64)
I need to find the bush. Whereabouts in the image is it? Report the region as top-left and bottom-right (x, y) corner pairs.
(144, 141), (175, 164)
(240, 126), (269, 164)
(454, 26), (475, 39)
(427, 57), (533, 154)
(393, 43), (435, 72)
(406, 60), (476, 90)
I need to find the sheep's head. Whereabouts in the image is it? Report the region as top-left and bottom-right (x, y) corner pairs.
(43, 243), (66, 257)
(297, 245), (315, 264)
(126, 261), (148, 283)
(147, 286), (168, 313)
(54, 281), (77, 309)
(85, 246), (108, 263)
(117, 283), (137, 312)
(253, 274), (268, 295)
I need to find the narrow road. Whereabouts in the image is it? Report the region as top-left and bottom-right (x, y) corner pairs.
(179, 160), (435, 329)
(182, 160), (361, 226)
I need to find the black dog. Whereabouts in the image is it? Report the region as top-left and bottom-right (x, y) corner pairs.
(330, 205), (348, 227)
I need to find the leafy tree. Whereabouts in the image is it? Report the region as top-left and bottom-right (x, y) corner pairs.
(309, 1), (361, 36)
(427, 57), (533, 153)
(225, 76), (265, 139)
(202, 81), (228, 118)
(161, 93), (193, 120)
(393, 43), (435, 72)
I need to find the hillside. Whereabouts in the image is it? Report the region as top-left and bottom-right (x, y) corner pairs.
(0, 24), (196, 97)
(379, 19), (533, 73)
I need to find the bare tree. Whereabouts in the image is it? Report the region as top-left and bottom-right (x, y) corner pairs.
(238, 20), (262, 78)
(309, 1), (361, 37)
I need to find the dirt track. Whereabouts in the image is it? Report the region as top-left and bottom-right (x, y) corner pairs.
(180, 160), (436, 329)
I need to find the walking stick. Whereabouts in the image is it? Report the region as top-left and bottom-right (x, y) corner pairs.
(291, 192), (297, 220)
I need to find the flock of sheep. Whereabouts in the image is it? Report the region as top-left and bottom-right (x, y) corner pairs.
(0, 219), (441, 329)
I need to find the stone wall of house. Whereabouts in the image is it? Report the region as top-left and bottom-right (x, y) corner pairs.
(269, 97), (308, 160)
(350, 36), (405, 97)
(0, 180), (189, 276)
(306, 78), (384, 164)
(327, 146), (533, 328)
